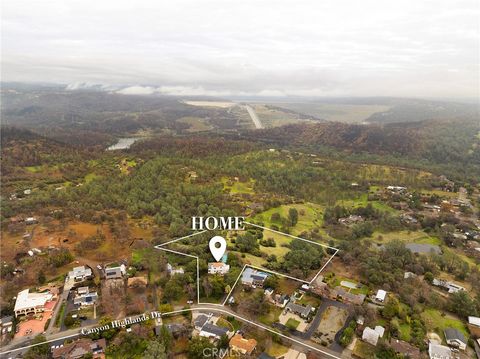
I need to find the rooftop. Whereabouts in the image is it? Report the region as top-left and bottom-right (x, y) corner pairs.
(229, 333), (257, 353)
(444, 328), (466, 344)
(14, 289), (53, 312)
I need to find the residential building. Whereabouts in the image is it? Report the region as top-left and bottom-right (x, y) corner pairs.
(166, 263), (184, 276)
(432, 279), (465, 293)
(14, 289), (54, 317)
(390, 339), (420, 359)
(404, 272), (417, 279)
(208, 262), (230, 275)
(332, 286), (365, 305)
(25, 217), (37, 225)
(374, 325), (385, 338)
(104, 264), (126, 279)
(428, 342), (453, 359)
(285, 302), (313, 319)
(199, 323), (228, 339)
(73, 287), (98, 306)
(241, 268), (269, 287)
(193, 314), (210, 330)
(68, 266), (93, 283)
(362, 327), (380, 346)
(338, 215), (364, 226)
(51, 338), (106, 359)
(386, 186), (407, 193)
(468, 316), (480, 337)
(0, 316), (13, 335)
(375, 289), (387, 302)
(229, 333), (257, 355)
(444, 328), (467, 350)
(274, 293), (290, 308)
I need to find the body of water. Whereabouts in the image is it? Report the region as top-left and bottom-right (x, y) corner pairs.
(106, 138), (137, 151)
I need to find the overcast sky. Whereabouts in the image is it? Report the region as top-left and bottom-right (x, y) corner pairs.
(2, 0), (479, 98)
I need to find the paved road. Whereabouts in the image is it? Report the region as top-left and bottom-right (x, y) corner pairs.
(245, 105), (264, 129)
(1, 304), (345, 359)
(190, 303), (344, 359)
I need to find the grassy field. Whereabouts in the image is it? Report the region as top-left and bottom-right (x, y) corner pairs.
(352, 340), (375, 359)
(266, 342), (289, 357)
(271, 103), (391, 123)
(84, 173), (100, 183)
(399, 323), (412, 341)
(258, 305), (283, 326)
(371, 230), (441, 245)
(222, 177), (255, 194)
(254, 202), (324, 235)
(336, 193), (397, 213)
(421, 308), (469, 340)
(177, 117), (213, 132)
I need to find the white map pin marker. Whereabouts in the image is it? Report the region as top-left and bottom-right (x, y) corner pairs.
(209, 236), (227, 262)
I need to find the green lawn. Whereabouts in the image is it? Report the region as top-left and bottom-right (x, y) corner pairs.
(297, 294), (322, 308)
(421, 308), (469, 340)
(326, 275), (369, 295)
(286, 318), (300, 330)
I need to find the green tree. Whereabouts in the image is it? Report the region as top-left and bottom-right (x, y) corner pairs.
(23, 334), (50, 359)
(143, 339), (167, 359)
(449, 291), (478, 318)
(288, 208), (299, 226)
(187, 336), (215, 359)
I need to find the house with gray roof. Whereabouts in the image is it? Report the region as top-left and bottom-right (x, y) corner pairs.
(200, 323), (229, 339)
(193, 314), (209, 330)
(285, 302), (313, 319)
(444, 328), (467, 350)
(241, 268), (269, 288)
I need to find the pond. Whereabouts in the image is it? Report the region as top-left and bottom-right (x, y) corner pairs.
(106, 138), (137, 151)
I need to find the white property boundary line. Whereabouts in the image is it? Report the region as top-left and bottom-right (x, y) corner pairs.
(155, 222), (339, 304)
(0, 307), (341, 359)
(1, 225), (340, 358)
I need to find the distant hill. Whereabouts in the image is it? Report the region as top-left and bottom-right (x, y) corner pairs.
(269, 98), (478, 124)
(243, 118), (480, 172)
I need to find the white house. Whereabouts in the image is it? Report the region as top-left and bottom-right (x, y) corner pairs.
(428, 342), (452, 359)
(14, 289), (54, 317)
(375, 289), (387, 302)
(166, 263), (184, 276)
(104, 264), (126, 279)
(73, 287), (98, 306)
(208, 262), (230, 275)
(68, 266), (93, 282)
(362, 327), (380, 346)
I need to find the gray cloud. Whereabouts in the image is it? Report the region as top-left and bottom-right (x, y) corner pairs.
(1, 0), (479, 98)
